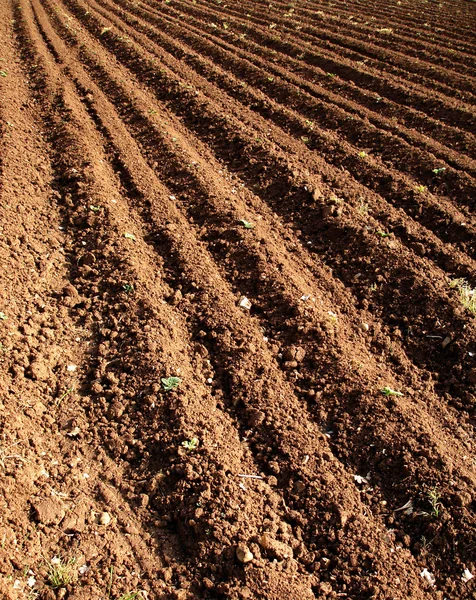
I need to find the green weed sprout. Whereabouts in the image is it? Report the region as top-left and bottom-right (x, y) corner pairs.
(238, 219), (255, 229)
(381, 387), (403, 397)
(48, 557), (77, 588)
(182, 437), (199, 451)
(161, 376), (181, 391)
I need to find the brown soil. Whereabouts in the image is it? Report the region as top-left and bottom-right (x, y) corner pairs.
(0, 0), (475, 598)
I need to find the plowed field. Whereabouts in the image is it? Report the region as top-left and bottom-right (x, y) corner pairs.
(0, 0), (475, 598)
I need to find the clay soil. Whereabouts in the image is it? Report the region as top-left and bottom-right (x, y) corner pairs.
(0, 0), (475, 598)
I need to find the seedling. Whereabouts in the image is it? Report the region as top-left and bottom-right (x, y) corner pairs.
(122, 283), (134, 293)
(267, 76), (274, 82)
(381, 386), (403, 397)
(422, 487), (443, 518)
(0, 312), (7, 320)
(326, 72), (336, 78)
(182, 437), (199, 451)
(305, 119), (314, 129)
(90, 205), (101, 212)
(56, 387), (73, 407)
(377, 231), (391, 238)
(358, 151), (367, 158)
(238, 219), (255, 229)
(301, 136), (310, 144)
(432, 167), (446, 175)
(415, 185), (427, 193)
(100, 26), (112, 35)
(124, 232), (136, 241)
(449, 279), (476, 314)
(117, 592), (147, 600)
(161, 376), (181, 391)
(0, 71), (7, 77)
(48, 557), (77, 588)
(358, 200), (369, 215)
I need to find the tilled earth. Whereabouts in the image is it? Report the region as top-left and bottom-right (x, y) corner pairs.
(0, 0), (475, 598)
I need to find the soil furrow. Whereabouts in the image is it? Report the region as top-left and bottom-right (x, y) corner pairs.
(33, 0), (476, 592)
(13, 2), (321, 597)
(43, 0), (476, 386)
(137, 0), (476, 162)
(2, 0), (476, 598)
(97, 0), (476, 220)
(178, 0), (476, 100)
(149, 0), (476, 134)
(282, 0), (476, 53)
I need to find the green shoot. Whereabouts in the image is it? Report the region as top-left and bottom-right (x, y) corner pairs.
(90, 205), (101, 212)
(182, 437), (199, 451)
(117, 592), (147, 600)
(238, 219), (255, 229)
(55, 387), (73, 407)
(449, 279), (476, 315)
(432, 167), (446, 175)
(381, 386), (403, 397)
(100, 26), (112, 35)
(415, 185), (427, 193)
(358, 151), (367, 158)
(422, 487), (443, 518)
(377, 231), (391, 238)
(122, 283), (134, 293)
(161, 376), (181, 391)
(48, 557), (77, 588)
(124, 232), (136, 241)
(0, 71), (7, 77)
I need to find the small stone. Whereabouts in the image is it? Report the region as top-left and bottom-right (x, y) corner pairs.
(294, 347), (306, 362)
(283, 361), (298, 369)
(239, 297), (252, 310)
(97, 512), (111, 526)
(360, 322), (369, 332)
(467, 369), (476, 384)
(441, 336), (452, 349)
(170, 290), (182, 305)
(236, 544), (254, 564)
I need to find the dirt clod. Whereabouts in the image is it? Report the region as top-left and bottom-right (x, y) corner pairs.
(32, 498), (66, 525)
(258, 534), (294, 560)
(28, 359), (52, 381)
